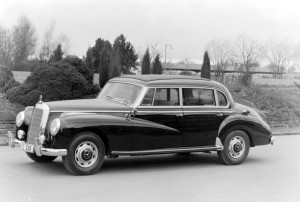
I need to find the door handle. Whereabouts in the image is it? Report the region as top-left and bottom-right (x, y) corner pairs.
(217, 113), (224, 117)
(176, 113), (183, 116)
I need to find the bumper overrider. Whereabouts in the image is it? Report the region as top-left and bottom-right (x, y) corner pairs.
(8, 131), (67, 157)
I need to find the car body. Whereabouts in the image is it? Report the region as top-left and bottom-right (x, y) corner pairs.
(8, 75), (274, 175)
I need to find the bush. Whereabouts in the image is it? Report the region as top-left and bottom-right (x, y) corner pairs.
(0, 65), (14, 90)
(0, 65), (13, 77)
(7, 62), (88, 106)
(63, 55), (94, 86)
(12, 60), (41, 71)
(237, 72), (253, 86)
(1, 77), (20, 93)
(0, 70), (11, 88)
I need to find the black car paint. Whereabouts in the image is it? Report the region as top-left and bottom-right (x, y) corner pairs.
(48, 101), (271, 155)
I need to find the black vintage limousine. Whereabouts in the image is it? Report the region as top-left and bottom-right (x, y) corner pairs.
(8, 75), (274, 175)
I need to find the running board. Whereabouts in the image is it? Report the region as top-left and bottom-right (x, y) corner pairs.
(112, 145), (223, 156)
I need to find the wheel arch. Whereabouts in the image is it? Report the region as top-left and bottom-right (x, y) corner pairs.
(73, 127), (111, 156)
(218, 121), (255, 147)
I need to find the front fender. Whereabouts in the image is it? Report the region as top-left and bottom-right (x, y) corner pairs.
(218, 114), (272, 146)
(55, 113), (132, 151)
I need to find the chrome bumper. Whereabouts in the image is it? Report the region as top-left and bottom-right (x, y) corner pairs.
(7, 131), (67, 157)
(270, 136), (275, 145)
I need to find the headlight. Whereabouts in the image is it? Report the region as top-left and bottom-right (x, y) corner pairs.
(49, 119), (61, 136)
(16, 111), (25, 127)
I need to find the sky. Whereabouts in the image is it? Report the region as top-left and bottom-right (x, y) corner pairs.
(1, 0), (300, 63)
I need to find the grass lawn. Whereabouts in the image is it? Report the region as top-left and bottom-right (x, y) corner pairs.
(12, 71), (31, 83)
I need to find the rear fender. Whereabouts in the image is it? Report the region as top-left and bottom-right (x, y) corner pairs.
(218, 114), (272, 146)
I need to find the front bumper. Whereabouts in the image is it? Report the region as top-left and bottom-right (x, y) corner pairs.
(7, 131), (67, 157)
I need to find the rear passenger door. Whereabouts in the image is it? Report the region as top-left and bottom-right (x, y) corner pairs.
(182, 88), (224, 147)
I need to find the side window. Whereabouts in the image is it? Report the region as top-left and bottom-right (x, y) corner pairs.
(217, 91), (228, 107)
(141, 88), (155, 106)
(183, 88), (215, 106)
(153, 88), (179, 106)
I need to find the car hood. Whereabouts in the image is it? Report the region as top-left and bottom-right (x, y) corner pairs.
(46, 98), (132, 112)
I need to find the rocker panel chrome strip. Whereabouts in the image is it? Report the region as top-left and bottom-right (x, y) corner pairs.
(112, 145), (223, 156)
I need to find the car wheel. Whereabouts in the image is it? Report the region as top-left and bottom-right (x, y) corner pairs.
(62, 132), (105, 175)
(217, 130), (250, 165)
(26, 152), (57, 162)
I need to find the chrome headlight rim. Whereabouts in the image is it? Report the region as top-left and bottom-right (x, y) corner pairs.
(49, 118), (61, 136)
(16, 111), (25, 127)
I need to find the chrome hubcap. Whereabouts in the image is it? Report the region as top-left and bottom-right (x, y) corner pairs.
(228, 136), (245, 159)
(75, 141), (98, 168)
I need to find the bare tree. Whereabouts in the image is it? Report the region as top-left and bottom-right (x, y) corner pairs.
(137, 43), (162, 63)
(39, 22), (55, 61)
(264, 38), (295, 78)
(0, 26), (14, 65)
(234, 34), (262, 85)
(235, 33), (262, 72)
(149, 43), (162, 63)
(205, 39), (235, 81)
(12, 15), (37, 62)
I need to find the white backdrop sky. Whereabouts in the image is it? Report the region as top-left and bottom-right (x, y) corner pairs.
(1, 0), (300, 62)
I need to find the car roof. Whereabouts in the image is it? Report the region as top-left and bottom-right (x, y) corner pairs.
(110, 75), (227, 90)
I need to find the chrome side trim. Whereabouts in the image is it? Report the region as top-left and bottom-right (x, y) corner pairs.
(112, 145), (223, 156)
(136, 110), (234, 114)
(60, 112), (98, 118)
(137, 111), (183, 114)
(51, 110), (130, 113)
(8, 131), (67, 157)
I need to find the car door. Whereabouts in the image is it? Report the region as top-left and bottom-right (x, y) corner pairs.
(182, 88), (225, 147)
(131, 87), (184, 151)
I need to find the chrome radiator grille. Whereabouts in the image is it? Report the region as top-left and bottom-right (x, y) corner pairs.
(27, 103), (50, 144)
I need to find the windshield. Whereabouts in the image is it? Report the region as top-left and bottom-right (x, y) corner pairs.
(98, 82), (142, 105)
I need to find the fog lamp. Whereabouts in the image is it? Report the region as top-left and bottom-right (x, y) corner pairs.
(17, 130), (25, 139)
(39, 135), (46, 144)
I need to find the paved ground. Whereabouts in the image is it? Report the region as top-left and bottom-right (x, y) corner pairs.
(0, 135), (299, 202)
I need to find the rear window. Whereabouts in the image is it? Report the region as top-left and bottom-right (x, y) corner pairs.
(217, 91), (228, 106)
(183, 88), (215, 106)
